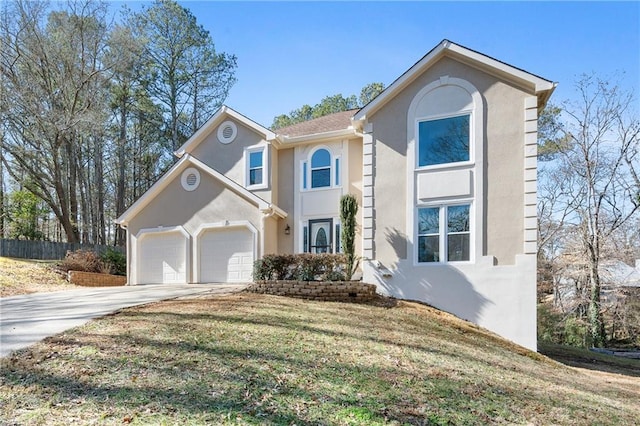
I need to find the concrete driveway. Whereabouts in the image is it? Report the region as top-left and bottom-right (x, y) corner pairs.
(0, 283), (247, 358)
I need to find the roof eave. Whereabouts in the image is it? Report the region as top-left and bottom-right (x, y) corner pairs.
(174, 105), (276, 158)
(276, 128), (359, 146)
(355, 39), (556, 121)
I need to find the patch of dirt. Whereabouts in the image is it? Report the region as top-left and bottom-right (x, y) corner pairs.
(0, 257), (78, 297)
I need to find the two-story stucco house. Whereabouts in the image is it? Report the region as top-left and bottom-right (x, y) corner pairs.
(116, 40), (556, 350)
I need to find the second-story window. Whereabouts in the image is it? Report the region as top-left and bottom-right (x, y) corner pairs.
(249, 151), (263, 185)
(245, 146), (267, 189)
(311, 148), (331, 188)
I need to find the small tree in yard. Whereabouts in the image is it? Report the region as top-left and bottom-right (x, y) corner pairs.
(340, 194), (359, 280)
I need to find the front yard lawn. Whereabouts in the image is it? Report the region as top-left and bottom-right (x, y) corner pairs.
(1, 293), (639, 425)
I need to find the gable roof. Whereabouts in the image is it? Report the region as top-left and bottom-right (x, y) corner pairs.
(175, 105), (276, 158)
(115, 154), (286, 227)
(354, 39), (556, 121)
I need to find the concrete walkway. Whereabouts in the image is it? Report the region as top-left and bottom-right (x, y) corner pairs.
(0, 284), (247, 358)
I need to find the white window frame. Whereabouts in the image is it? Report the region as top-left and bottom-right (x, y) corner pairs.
(406, 77), (485, 265)
(301, 146), (341, 191)
(415, 201), (474, 265)
(416, 110), (474, 171)
(244, 145), (268, 190)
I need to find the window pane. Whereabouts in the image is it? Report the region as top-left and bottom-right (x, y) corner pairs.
(311, 149), (331, 168)
(249, 168), (262, 185)
(418, 115), (470, 167)
(418, 208), (439, 235)
(311, 168), (330, 188)
(302, 162), (307, 189)
(335, 158), (340, 186)
(249, 151), (262, 168)
(335, 224), (341, 253)
(448, 234), (470, 261)
(447, 205), (469, 233)
(418, 235), (439, 262)
(303, 226), (308, 252)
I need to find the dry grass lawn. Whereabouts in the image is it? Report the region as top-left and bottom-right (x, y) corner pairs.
(1, 293), (638, 425)
(0, 257), (78, 297)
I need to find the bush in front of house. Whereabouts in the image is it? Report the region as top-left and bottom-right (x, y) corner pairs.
(253, 253), (348, 282)
(58, 249), (106, 274)
(58, 248), (127, 276)
(101, 248), (127, 276)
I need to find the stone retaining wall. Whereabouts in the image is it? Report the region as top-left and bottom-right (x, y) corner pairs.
(246, 280), (377, 303)
(68, 270), (126, 287)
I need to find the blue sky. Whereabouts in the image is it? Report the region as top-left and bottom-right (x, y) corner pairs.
(117, 1), (639, 128)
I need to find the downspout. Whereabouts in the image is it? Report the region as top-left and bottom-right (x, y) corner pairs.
(260, 207), (277, 259)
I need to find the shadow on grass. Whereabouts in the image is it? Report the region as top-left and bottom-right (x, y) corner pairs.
(1, 329), (479, 425)
(538, 343), (640, 378)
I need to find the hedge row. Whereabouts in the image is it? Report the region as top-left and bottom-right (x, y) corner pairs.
(253, 253), (348, 282)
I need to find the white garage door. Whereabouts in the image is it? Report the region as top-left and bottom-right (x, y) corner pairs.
(138, 231), (187, 284)
(199, 227), (254, 283)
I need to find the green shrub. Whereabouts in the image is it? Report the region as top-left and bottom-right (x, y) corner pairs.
(564, 316), (589, 347)
(101, 248), (126, 276)
(253, 253), (348, 282)
(537, 304), (564, 344)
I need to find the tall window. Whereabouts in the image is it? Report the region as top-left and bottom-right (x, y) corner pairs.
(249, 151), (263, 185)
(418, 204), (470, 263)
(311, 149), (331, 188)
(418, 114), (470, 167)
(246, 147), (266, 188)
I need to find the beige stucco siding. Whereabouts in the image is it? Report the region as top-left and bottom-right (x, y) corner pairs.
(127, 168), (263, 239)
(369, 56), (531, 266)
(276, 148), (295, 254)
(189, 119), (273, 203)
(483, 82), (527, 264)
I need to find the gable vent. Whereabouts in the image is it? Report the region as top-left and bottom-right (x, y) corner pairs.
(217, 120), (237, 144)
(181, 167), (201, 192)
(186, 173), (198, 186)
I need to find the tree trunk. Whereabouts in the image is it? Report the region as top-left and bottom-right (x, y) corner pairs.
(587, 244), (606, 347)
(115, 98), (127, 246)
(94, 139), (106, 245)
(0, 136), (5, 239)
(62, 137), (80, 243)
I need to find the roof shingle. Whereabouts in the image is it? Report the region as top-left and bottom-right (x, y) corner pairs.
(275, 109), (358, 138)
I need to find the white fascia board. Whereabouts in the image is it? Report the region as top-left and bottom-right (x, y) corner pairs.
(174, 105), (277, 158)
(275, 128), (359, 147)
(260, 205), (288, 219)
(445, 43), (556, 93)
(355, 39), (556, 120)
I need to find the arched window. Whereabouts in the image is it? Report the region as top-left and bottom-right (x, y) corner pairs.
(310, 148), (331, 188)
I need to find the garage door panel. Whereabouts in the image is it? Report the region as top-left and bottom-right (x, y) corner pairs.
(138, 231), (187, 284)
(199, 227), (254, 283)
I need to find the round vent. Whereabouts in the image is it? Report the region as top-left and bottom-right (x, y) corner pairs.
(181, 168), (200, 192)
(217, 120), (237, 144)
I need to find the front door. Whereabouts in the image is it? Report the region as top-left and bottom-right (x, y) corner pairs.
(309, 219), (333, 253)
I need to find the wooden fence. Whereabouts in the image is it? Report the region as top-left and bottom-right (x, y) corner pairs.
(0, 239), (124, 260)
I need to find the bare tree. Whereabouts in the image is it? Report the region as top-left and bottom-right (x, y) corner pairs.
(0, 0), (111, 243)
(543, 74), (639, 347)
